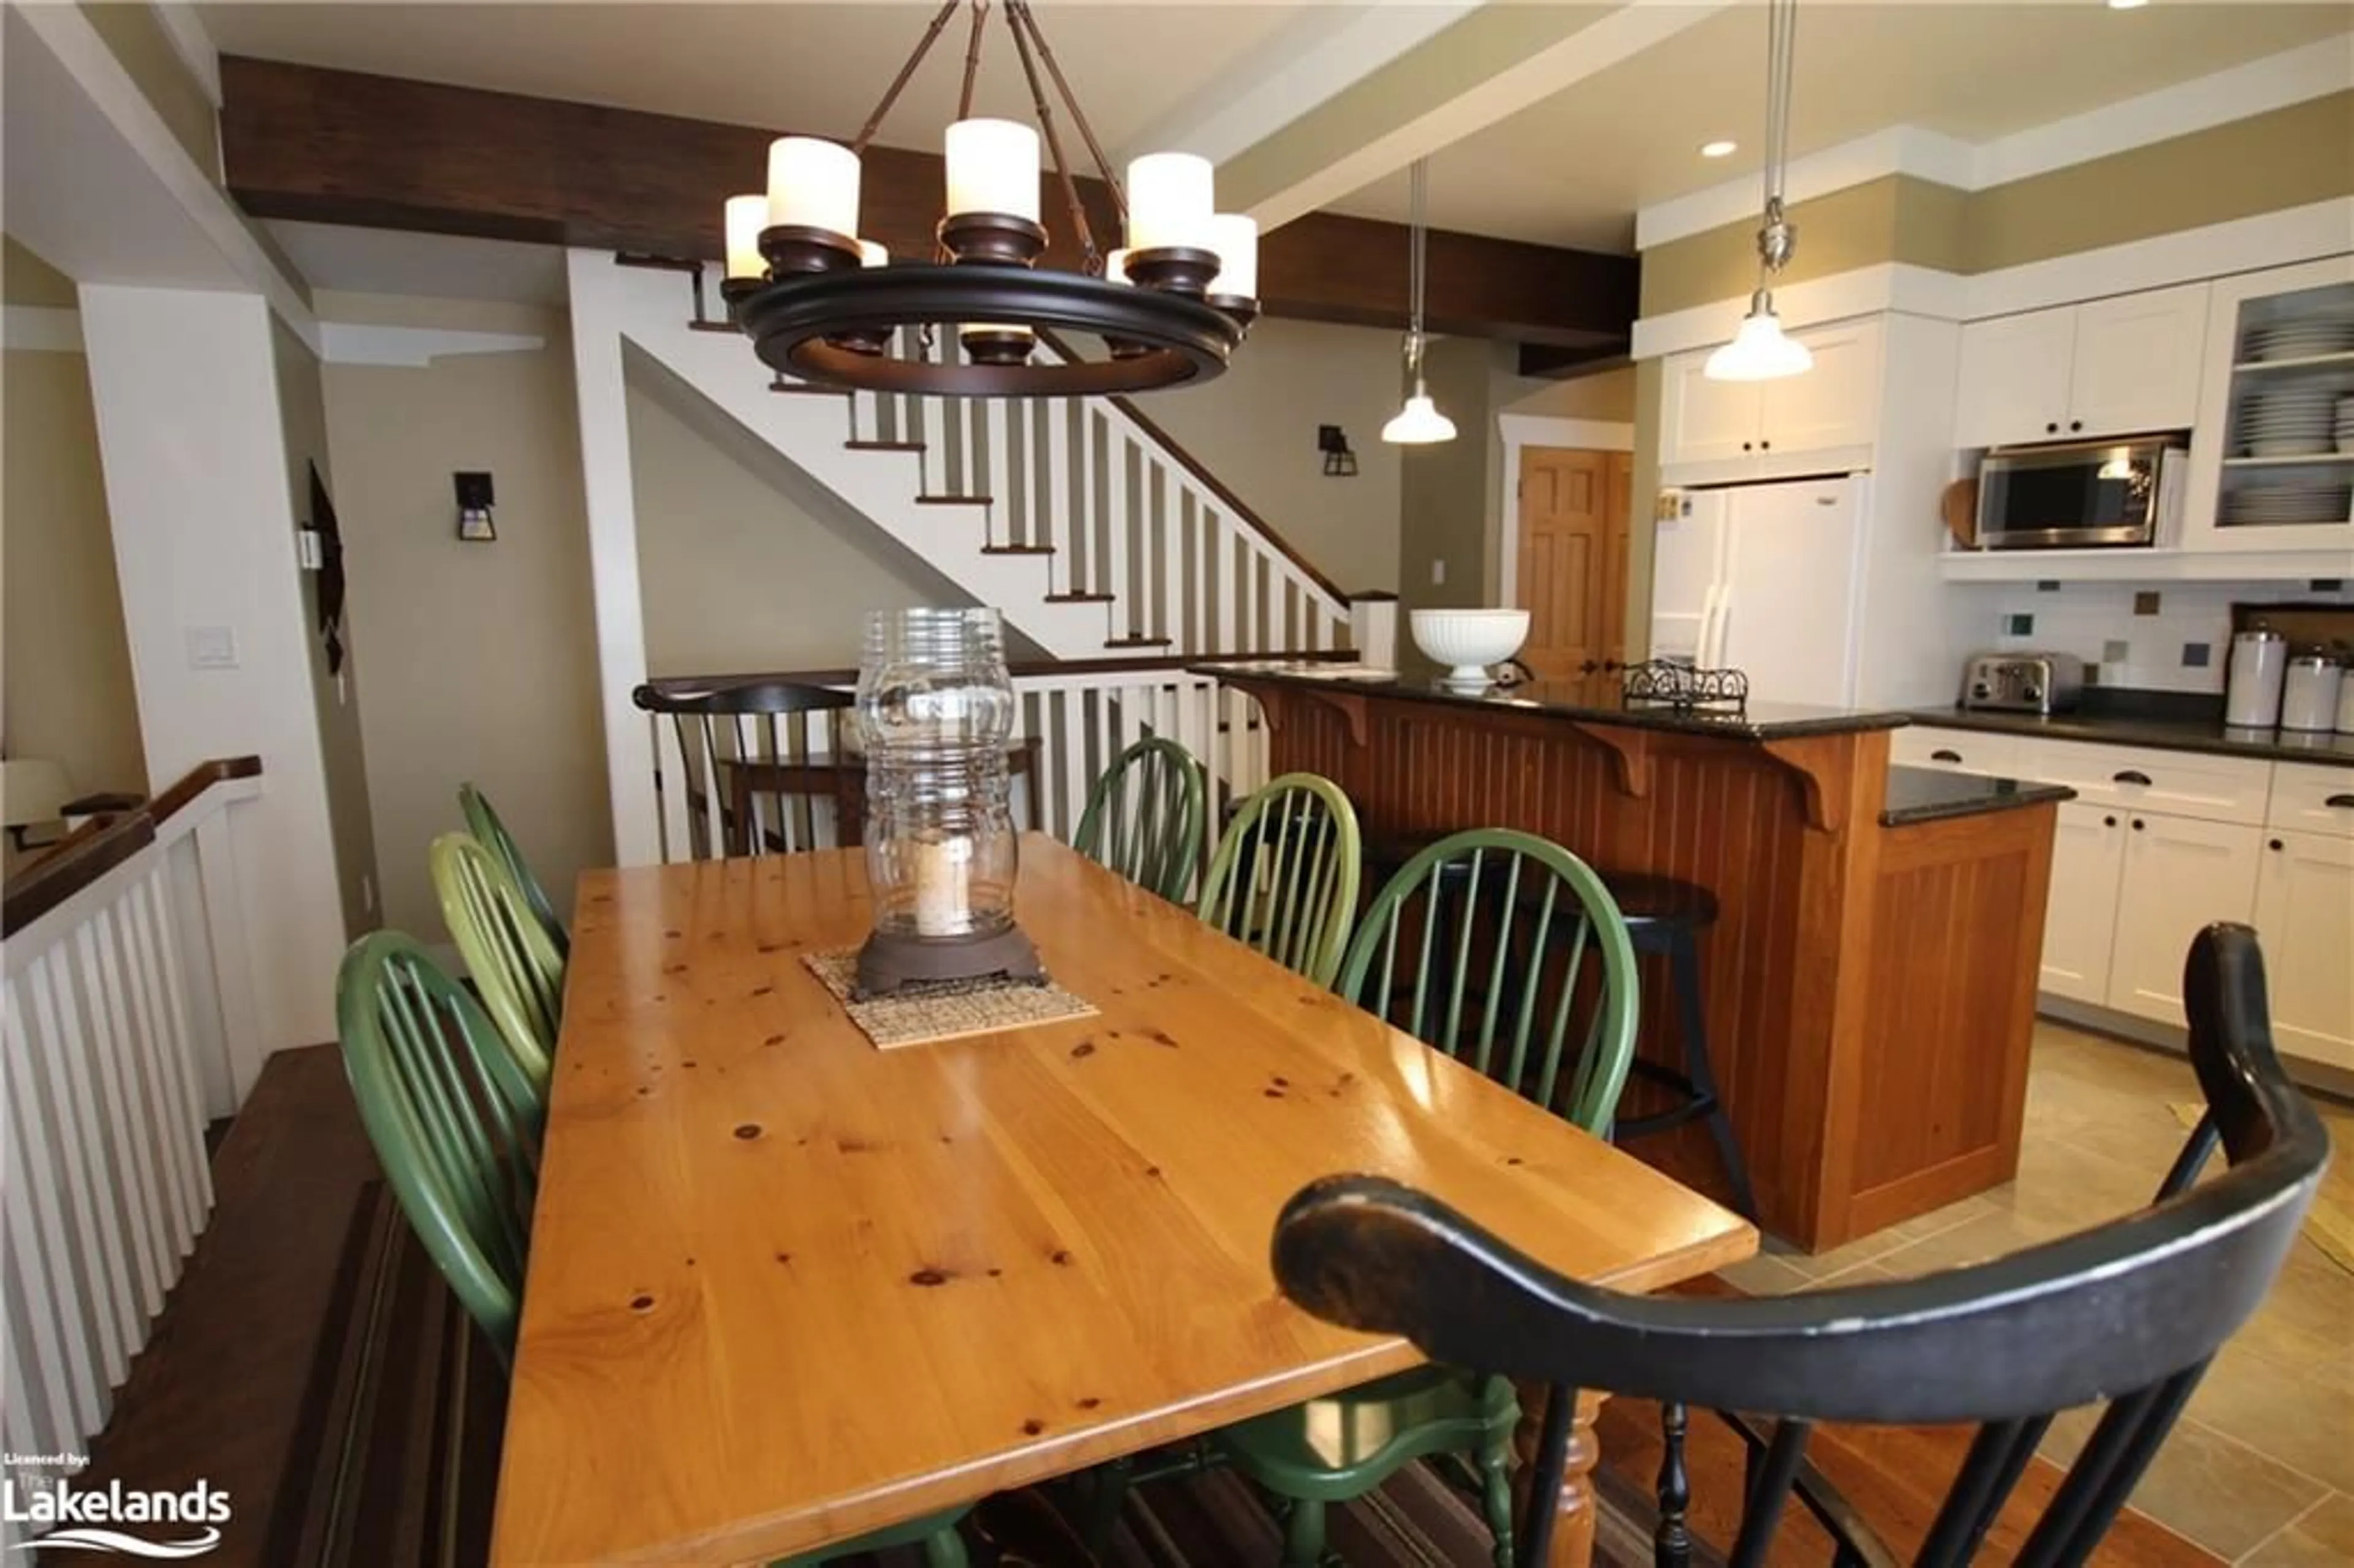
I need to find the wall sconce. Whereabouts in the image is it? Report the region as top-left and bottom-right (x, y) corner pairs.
(1318, 424), (1357, 478)
(455, 471), (497, 541)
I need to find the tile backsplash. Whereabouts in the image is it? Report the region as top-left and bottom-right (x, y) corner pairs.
(1955, 581), (2354, 695)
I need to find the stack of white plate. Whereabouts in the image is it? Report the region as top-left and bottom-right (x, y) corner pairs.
(2337, 393), (2354, 454)
(2222, 479), (2353, 526)
(2240, 386), (2341, 457)
(2244, 318), (2354, 363)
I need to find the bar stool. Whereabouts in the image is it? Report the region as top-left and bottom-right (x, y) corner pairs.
(1365, 831), (1758, 1222)
(1604, 873), (1759, 1222)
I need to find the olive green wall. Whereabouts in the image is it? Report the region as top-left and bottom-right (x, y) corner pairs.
(1639, 91), (2354, 316)
(78, 2), (216, 180)
(4, 238), (81, 307)
(1396, 337), (1501, 617)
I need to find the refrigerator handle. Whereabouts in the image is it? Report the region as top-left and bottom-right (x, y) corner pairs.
(1699, 585), (1726, 668)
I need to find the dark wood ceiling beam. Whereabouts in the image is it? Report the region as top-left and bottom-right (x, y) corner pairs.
(218, 57), (1634, 349)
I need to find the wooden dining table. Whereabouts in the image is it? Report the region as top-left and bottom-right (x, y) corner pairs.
(490, 835), (1755, 1567)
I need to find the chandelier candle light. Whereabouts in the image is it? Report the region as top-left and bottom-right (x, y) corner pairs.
(1705, 0), (1812, 382)
(852, 607), (1043, 997)
(720, 0), (1258, 398)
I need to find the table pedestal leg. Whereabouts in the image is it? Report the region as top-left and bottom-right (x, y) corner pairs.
(1514, 1382), (1605, 1568)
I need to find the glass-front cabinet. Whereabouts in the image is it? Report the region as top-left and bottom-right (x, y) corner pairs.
(2181, 254), (2354, 557)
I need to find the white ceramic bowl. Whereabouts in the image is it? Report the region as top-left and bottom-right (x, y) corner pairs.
(1409, 608), (1530, 685)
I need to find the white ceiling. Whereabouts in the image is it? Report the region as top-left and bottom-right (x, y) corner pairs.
(266, 220), (568, 304)
(200, 1), (1322, 161)
(1328, 3), (2354, 251)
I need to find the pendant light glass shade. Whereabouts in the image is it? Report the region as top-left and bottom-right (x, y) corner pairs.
(724, 194), (767, 280)
(945, 118), (1042, 222)
(1382, 394), (1458, 444)
(1126, 153), (1215, 251)
(766, 136), (861, 235)
(1704, 290), (1813, 381)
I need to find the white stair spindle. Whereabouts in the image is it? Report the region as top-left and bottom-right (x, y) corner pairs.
(1046, 398), (1072, 595)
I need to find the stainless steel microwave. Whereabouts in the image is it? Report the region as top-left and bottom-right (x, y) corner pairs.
(1974, 436), (2187, 550)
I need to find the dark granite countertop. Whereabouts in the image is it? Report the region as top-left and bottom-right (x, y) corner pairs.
(1205, 663), (1913, 741)
(1910, 706), (2354, 767)
(1881, 765), (2075, 827)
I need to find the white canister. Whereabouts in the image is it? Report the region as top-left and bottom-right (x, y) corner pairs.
(2281, 654), (2344, 733)
(2338, 666), (2354, 734)
(2224, 629), (2288, 728)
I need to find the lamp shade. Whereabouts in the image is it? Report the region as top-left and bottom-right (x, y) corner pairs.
(1127, 153), (1214, 251)
(766, 136), (861, 237)
(724, 194), (767, 280)
(1381, 394), (1458, 445)
(859, 240), (890, 268)
(1206, 213), (1259, 298)
(1704, 295), (1813, 381)
(945, 118), (1042, 222)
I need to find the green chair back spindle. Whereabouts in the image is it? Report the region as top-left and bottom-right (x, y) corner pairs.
(1338, 828), (1638, 1135)
(1197, 773), (1361, 988)
(431, 832), (565, 1090)
(335, 932), (541, 1360)
(459, 782), (568, 957)
(1073, 737), (1206, 902)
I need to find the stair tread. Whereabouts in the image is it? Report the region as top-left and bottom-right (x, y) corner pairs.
(1105, 636), (1175, 647)
(845, 440), (926, 452)
(981, 544), (1055, 555)
(687, 320), (737, 334)
(769, 382), (847, 397)
(918, 494), (993, 505)
(1044, 592), (1116, 603)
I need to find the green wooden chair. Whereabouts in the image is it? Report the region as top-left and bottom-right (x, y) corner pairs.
(1195, 774), (1361, 988)
(1205, 828), (1642, 1567)
(459, 782), (568, 957)
(1073, 737), (1206, 903)
(431, 832), (565, 1092)
(335, 932), (541, 1362)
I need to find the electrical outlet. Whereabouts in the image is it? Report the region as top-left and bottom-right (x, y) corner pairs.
(1430, 558), (1447, 587)
(185, 625), (238, 669)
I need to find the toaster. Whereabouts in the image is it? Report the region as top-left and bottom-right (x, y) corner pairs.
(1960, 652), (2085, 715)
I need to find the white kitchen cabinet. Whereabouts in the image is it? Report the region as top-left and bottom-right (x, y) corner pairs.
(1663, 356), (1764, 466)
(2106, 812), (2263, 1026)
(1660, 319), (1884, 481)
(2067, 286), (2212, 440)
(1891, 725), (2017, 775)
(2041, 802), (2128, 1005)
(1955, 306), (2076, 449)
(2253, 831), (2354, 1070)
(1954, 283), (2210, 450)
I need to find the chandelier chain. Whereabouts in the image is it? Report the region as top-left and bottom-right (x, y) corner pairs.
(1764, 0), (1796, 208)
(1004, 1), (1101, 268)
(1405, 158), (1430, 378)
(958, 0), (989, 120)
(1010, 1), (1127, 222)
(855, 0), (961, 156)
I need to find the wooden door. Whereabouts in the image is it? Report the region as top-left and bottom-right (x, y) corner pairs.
(1517, 447), (1632, 700)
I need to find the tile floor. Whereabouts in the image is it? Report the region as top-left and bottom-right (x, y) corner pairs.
(1717, 1021), (2354, 1564)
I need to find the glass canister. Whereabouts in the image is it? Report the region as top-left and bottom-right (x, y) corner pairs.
(852, 607), (1040, 993)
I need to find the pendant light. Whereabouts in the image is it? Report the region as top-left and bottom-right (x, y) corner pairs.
(1382, 159), (1457, 444)
(1705, 0), (1812, 382)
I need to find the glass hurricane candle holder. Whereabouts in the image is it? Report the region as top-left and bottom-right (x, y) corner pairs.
(853, 607), (1043, 997)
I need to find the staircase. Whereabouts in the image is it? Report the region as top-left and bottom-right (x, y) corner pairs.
(587, 256), (1354, 664)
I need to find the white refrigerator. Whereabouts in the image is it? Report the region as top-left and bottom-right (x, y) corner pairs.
(1649, 474), (1870, 707)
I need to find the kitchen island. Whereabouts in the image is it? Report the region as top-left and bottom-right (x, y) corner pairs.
(1211, 666), (2072, 1250)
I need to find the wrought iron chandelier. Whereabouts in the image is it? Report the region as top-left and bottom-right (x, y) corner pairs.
(720, 0), (1257, 398)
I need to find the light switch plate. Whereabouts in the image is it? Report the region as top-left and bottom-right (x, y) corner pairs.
(1430, 559), (1447, 586)
(185, 625), (238, 669)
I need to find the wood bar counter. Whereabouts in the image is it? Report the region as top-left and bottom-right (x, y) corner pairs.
(1212, 668), (2073, 1251)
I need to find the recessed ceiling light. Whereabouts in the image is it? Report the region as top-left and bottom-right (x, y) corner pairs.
(1701, 140), (1739, 158)
(2107, 0), (2148, 10)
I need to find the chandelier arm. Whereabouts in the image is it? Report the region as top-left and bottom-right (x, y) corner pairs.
(1004, 1), (1100, 264)
(957, 0), (991, 122)
(853, 0), (964, 156)
(1008, 0), (1127, 219)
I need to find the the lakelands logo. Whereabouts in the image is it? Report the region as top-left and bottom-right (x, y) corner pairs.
(2, 1471), (229, 1558)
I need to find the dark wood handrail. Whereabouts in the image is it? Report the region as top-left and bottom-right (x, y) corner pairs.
(1035, 328), (1352, 607)
(638, 648), (1352, 696)
(3, 756), (262, 939)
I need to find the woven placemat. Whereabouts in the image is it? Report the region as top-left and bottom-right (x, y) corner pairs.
(802, 948), (1097, 1050)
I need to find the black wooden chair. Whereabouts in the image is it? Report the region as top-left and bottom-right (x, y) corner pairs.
(632, 680), (856, 859)
(1269, 923), (2329, 1568)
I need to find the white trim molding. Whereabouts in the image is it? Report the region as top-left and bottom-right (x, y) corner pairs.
(318, 322), (549, 367)
(1630, 202), (2354, 360)
(1636, 37), (2354, 251)
(2, 305), (84, 353)
(1496, 414), (1637, 609)
(149, 1), (223, 108)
